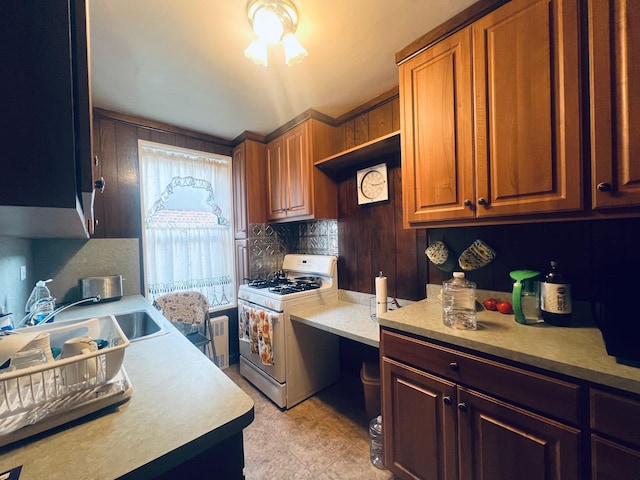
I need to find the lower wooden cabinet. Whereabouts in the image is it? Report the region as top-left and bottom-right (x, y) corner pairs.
(457, 387), (580, 480)
(382, 357), (458, 480)
(591, 436), (640, 480)
(381, 329), (582, 479)
(590, 388), (640, 480)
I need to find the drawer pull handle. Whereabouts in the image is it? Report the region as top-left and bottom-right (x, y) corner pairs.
(458, 402), (468, 412)
(443, 396), (452, 406)
(449, 362), (459, 371)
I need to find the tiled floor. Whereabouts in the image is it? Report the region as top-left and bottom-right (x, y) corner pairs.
(224, 364), (394, 480)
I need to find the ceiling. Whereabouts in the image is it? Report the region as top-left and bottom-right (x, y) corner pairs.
(88, 0), (476, 141)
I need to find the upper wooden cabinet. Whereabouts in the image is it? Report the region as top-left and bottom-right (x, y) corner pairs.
(400, 0), (582, 227)
(233, 139), (265, 292)
(233, 140), (266, 239)
(589, 0), (640, 209)
(400, 27), (475, 224)
(0, 0), (93, 238)
(266, 120), (338, 222)
(473, 0), (582, 217)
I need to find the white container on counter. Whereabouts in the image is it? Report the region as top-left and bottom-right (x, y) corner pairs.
(442, 272), (477, 330)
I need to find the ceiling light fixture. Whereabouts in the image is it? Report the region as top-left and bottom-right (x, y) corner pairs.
(244, 0), (308, 67)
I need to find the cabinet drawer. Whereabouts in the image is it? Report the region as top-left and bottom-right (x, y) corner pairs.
(591, 388), (640, 447)
(381, 329), (581, 424)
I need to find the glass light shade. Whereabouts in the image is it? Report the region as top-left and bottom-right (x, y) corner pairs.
(253, 8), (283, 44)
(244, 39), (268, 66)
(282, 33), (308, 66)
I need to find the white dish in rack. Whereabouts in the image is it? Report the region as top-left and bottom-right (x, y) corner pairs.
(0, 367), (132, 447)
(0, 315), (131, 443)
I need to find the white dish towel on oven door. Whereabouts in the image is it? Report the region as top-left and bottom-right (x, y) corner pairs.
(239, 305), (274, 366)
(239, 304), (250, 344)
(256, 310), (274, 366)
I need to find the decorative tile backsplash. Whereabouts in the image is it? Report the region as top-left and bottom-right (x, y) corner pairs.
(248, 220), (339, 278)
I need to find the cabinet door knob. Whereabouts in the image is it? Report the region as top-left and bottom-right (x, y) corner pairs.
(94, 155), (100, 167)
(458, 402), (468, 412)
(477, 197), (488, 206)
(463, 199), (473, 207)
(449, 362), (459, 371)
(597, 182), (612, 192)
(443, 396), (452, 406)
(95, 177), (105, 193)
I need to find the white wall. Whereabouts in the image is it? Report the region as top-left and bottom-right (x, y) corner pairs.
(32, 239), (141, 304)
(0, 236), (33, 316)
(0, 238), (141, 320)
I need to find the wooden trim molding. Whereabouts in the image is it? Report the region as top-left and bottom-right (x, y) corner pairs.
(93, 107), (233, 147)
(334, 86), (399, 125)
(231, 130), (267, 146)
(395, 0), (510, 64)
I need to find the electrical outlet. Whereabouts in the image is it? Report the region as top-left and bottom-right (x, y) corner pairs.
(20, 266), (26, 281)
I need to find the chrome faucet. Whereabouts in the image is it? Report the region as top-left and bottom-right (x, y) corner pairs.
(23, 295), (101, 327)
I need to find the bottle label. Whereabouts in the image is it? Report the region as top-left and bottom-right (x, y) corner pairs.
(541, 283), (572, 314)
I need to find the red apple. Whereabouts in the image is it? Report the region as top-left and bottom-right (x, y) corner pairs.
(496, 301), (513, 314)
(482, 298), (498, 311)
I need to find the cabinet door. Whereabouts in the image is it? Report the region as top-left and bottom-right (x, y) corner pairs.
(473, 0), (582, 217)
(266, 136), (287, 220)
(235, 239), (249, 294)
(589, 0), (640, 208)
(400, 27), (475, 225)
(382, 357), (458, 480)
(282, 123), (311, 218)
(591, 435), (640, 480)
(458, 387), (581, 480)
(1, 0), (88, 210)
(232, 140), (267, 237)
(232, 143), (249, 239)
(590, 388), (640, 479)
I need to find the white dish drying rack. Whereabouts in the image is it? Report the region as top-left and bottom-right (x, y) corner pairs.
(0, 315), (132, 444)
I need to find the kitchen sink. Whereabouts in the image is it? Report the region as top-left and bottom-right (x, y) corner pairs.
(114, 310), (167, 341)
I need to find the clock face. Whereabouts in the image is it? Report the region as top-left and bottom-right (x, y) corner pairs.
(357, 163), (388, 204)
(361, 170), (385, 199)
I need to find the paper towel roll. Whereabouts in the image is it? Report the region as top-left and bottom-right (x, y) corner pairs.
(376, 275), (387, 316)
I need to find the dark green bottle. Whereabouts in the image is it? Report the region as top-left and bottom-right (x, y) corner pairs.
(540, 261), (572, 326)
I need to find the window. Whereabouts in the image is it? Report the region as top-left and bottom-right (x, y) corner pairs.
(138, 140), (235, 310)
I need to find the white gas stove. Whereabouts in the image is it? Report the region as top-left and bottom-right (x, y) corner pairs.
(238, 254), (339, 408)
(238, 254), (338, 311)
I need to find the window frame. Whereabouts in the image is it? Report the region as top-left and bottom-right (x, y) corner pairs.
(137, 139), (236, 312)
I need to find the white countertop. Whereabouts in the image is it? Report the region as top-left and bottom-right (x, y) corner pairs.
(378, 295), (640, 395)
(290, 299), (380, 347)
(0, 295), (254, 479)
(288, 290), (640, 395)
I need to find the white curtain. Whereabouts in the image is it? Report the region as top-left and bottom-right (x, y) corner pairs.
(139, 141), (234, 309)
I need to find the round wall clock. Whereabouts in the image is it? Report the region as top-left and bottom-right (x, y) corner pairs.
(357, 163), (389, 205)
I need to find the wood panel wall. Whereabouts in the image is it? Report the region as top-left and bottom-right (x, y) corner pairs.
(92, 109), (239, 364)
(92, 108), (232, 239)
(426, 217), (640, 301)
(337, 154), (428, 301)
